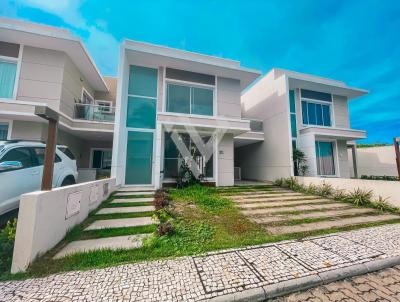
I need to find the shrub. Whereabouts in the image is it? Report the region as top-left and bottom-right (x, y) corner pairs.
(282, 177), (300, 190)
(347, 188), (373, 206)
(153, 190), (169, 210)
(305, 184), (318, 195)
(0, 219), (17, 274)
(316, 182), (334, 197)
(361, 175), (399, 181)
(274, 178), (284, 187)
(332, 189), (348, 201)
(157, 221), (174, 236)
(372, 196), (398, 213)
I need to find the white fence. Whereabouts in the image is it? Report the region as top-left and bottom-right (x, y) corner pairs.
(295, 176), (400, 208)
(11, 178), (116, 273)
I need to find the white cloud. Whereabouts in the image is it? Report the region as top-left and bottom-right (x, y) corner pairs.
(17, 0), (119, 75)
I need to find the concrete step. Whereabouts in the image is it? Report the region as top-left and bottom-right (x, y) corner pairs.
(238, 198), (331, 209)
(233, 195), (322, 203)
(111, 198), (153, 204)
(53, 234), (150, 259)
(241, 202), (350, 216)
(96, 206), (155, 215)
(118, 187), (155, 192)
(230, 193), (303, 199)
(252, 208), (378, 224)
(221, 190), (293, 195)
(85, 217), (155, 231)
(115, 191), (155, 197)
(266, 214), (400, 235)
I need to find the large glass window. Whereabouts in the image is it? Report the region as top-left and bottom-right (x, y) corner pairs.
(126, 65), (157, 129)
(91, 149), (112, 169)
(164, 132), (213, 179)
(0, 122), (9, 140)
(0, 61), (17, 98)
(302, 101), (331, 126)
(315, 141), (335, 176)
(301, 89), (332, 127)
(166, 83), (213, 116)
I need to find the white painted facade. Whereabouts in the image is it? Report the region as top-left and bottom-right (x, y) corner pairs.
(238, 68), (368, 181)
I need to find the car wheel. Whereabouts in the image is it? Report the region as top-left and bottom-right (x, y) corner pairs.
(61, 176), (76, 187)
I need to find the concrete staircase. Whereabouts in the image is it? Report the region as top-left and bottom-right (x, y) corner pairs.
(54, 187), (157, 259)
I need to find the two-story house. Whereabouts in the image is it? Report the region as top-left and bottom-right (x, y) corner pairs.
(0, 18), (116, 180)
(236, 68), (367, 181)
(111, 40), (261, 188)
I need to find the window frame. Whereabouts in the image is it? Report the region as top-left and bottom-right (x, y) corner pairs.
(95, 100), (113, 113)
(81, 87), (94, 104)
(314, 139), (339, 177)
(90, 148), (112, 169)
(30, 147), (62, 166)
(164, 79), (216, 117)
(0, 44), (23, 101)
(0, 119), (12, 140)
(299, 89), (335, 128)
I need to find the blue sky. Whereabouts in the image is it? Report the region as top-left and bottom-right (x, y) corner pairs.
(1, 0), (399, 143)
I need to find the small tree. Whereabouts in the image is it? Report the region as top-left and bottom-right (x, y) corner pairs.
(293, 148), (308, 176)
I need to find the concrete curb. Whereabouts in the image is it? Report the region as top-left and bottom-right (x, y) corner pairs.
(203, 255), (400, 302)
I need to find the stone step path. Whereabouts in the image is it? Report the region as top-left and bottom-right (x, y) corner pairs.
(238, 198), (331, 209)
(252, 208), (378, 224)
(111, 197), (154, 204)
(221, 190), (293, 195)
(85, 217), (155, 230)
(117, 187), (155, 192)
(96, 206), (155, 215)
(241, 202), (350, 216)
(230, 192), (304, 199)
(115, 191), (155, 197)
(233, 195), (323, 203)
(53, 234), (150, 259)
(267, 214), (400, 235)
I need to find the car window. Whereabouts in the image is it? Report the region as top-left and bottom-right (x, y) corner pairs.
(0, 147), (34, 169)
(32, 147), (62, 165)
(58, 147), (75, 160)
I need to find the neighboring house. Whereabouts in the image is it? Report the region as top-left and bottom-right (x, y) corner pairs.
(348, 145), (398, 177)
(0, 18), (116, 180)
(236, 69), (367, 180)
(111, 40), (261, 188)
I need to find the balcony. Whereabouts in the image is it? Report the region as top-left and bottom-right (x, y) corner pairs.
(74, 103), (115, 122)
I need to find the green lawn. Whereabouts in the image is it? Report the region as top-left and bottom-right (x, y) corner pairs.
(2, 184), (400, 281)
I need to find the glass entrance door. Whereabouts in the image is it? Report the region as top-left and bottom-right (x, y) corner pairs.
(315, 141), (335, 176)
(125, 131), (153, 184)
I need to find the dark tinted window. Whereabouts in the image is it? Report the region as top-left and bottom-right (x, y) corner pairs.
(166, 68), (215, 85)
(0, 41), (20, 58)
(1, 147), (34, 169)
(301, 89), (332, 102)
(32, 147), (61, 165)
(58, 147), (75, 160)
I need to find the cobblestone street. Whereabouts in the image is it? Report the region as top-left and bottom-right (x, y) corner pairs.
(274, 265), (400, 302)
(1, 224), (400, 302)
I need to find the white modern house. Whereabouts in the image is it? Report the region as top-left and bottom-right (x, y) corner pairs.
(0, 18), (116, 180)
(237, 68), (367, 181)
(111, 40), (262, 188)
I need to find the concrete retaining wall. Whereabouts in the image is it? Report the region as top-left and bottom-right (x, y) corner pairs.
(295, 176), (400, 208)
(11, 178), (116, 273)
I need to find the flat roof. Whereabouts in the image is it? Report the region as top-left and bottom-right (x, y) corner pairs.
(275, 68), (368, 99)
(123, 39), (261, 90)
(0, 18), (108, 92)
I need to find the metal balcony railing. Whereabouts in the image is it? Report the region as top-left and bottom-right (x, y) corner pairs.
(74, 103), (115, 122)
(249, 119), (263, 132)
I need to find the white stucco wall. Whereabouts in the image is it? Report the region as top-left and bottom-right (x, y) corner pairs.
(295, 176), (400, 209)
(218, 133), (234, 186)
(11, 178), (116, 273)
(237, 69), (292, 181)
(348, 146), (398, 177)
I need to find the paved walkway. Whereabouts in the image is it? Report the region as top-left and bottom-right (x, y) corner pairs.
(1, 224), (400, 302)
(274, 265), (400, 301)
(223, 186), (400, 235)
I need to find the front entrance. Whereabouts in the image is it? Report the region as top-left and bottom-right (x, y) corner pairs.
(125, 131), (153, 184)
(315, 141), (336, 176)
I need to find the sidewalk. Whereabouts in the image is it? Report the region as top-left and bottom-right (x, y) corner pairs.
(1, 224), (400, 302)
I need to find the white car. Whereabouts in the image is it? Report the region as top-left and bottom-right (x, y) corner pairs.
(0, 140), (78, 216)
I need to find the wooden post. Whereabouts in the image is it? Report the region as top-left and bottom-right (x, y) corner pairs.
(34, 106), (60, 191)
(41, 119), (58, 190)
(394, 138), (400, 179)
